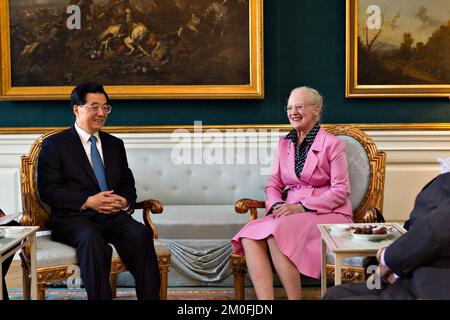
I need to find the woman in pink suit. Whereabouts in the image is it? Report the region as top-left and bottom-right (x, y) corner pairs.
(231, 86), (353, 300)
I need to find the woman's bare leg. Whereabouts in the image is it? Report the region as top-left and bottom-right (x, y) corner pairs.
(267, 236), (302, 300)
(241, 238), (274, 300)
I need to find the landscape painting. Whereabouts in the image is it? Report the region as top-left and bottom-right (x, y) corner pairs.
(0, 0), (263, 99)
(346, 0), (450, 97)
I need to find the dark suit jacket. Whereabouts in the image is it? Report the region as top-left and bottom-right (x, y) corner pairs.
(384, 172), (450, 299)
(37, 126), (137, 222)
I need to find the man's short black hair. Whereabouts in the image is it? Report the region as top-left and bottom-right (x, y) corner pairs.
(70, 82), (110, 107)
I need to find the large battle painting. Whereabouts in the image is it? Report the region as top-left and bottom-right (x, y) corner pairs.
(9, 0), (251, 88)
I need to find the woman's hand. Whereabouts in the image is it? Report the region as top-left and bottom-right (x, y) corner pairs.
(273, 203), (305, 218)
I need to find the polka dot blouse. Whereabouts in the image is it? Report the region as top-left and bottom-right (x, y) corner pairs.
(284, 122), (321, 179)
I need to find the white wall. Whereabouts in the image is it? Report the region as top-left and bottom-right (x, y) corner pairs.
(369, 131), (450, 222)
(0, 130), (447, 223)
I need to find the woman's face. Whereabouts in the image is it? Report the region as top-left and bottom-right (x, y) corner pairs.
(286, 90), (320, 133)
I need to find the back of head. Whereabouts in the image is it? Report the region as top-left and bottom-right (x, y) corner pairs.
(70, 82), (110, 107)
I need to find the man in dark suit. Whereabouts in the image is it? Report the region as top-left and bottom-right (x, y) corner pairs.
(0, 209), (20, 300)
(37, 82), (160, 300)
(323, 172), (450, 300)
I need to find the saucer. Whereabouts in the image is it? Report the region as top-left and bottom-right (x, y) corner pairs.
(4, 227), (26, 237)
(352, 233), (389, 241)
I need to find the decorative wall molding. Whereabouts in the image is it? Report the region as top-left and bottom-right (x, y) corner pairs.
(1, 122), (450, 134)
(0, 129), (446, 222)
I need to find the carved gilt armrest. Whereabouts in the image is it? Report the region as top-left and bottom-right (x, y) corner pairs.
(135, 199), (163, 239)
(234, 198), (265, 222)
(362, 207), (385, 223)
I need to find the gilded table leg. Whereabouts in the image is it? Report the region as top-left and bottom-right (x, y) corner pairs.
(234, 268), (245, 300)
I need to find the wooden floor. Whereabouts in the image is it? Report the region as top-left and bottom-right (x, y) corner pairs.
(5, 260), (22, 290)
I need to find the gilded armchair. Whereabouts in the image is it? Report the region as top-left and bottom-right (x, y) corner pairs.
(19, 130), (171, 300)
(229, 125), (386, 299)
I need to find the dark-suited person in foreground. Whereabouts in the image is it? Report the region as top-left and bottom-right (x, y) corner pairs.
(0, 209), (20, 300)
(37, 82), (160, 300)
(323, 172), (450, 300)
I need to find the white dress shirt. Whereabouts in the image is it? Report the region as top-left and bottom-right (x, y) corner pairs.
(74, 122), (104, 166)
(74, 122), (130, 213)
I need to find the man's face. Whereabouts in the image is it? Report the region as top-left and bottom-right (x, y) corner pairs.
(73, 93), (109, 134)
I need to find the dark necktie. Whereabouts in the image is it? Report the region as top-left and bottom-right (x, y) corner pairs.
(89, 135), (108, 191)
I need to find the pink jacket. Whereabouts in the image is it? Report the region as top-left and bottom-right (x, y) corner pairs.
(265, 127), (353, 218)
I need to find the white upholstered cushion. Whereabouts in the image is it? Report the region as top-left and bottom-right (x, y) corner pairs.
(127, 135), (370, 213)
(339, 135), (370, 210)
(135, 206), (265, 239)
(128, 148), (269, 205)
(35, 235), (169, 269)
(126, 134), (371, 241)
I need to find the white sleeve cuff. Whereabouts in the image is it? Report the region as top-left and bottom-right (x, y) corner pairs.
(381, 249), (399, 279)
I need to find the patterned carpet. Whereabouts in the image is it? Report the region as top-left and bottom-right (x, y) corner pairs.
(8, 286), (321, 300)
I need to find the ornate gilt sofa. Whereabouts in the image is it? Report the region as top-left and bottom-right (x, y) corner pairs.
(229, 125), (386, 299)
(19, 130), (171, 300)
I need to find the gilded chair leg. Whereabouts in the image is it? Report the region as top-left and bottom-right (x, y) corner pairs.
(326, 264), (366, 283)
(37, 284), (46, 300)
(110, 273), (118, 299)
(233, 268), (246, 300)
(22, 269), (31, 300)
(20, 251), (31, 300)
(157, 252), (170, 300)
(159, 270), (168, 300)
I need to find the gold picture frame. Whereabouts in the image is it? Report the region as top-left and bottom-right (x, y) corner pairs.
(346, 0), (450, 98)
(0, 0), (264, 100)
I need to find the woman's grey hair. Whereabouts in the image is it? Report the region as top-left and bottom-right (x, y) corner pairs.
(290, 86), (323, 108)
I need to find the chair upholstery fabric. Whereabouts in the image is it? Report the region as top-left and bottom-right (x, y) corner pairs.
(35, 235), (169, 269)
(341, 135), (370, 210)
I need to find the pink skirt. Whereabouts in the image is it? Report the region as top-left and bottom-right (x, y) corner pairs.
(231, 212), (352, 279)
